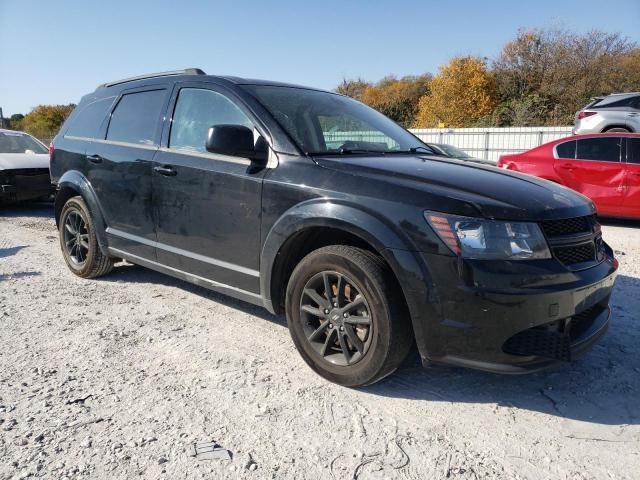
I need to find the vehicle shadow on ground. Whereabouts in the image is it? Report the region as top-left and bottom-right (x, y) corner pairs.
(0, 201), (54, 219)
(102, 262), (283, 325)
(0, 245), (28, 258)
(102, 261), (639, 426)
(599, 216), (640, 229)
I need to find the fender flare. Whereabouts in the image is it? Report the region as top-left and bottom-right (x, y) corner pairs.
(55, 170), (110, 255)
(259, 199), (428, 311)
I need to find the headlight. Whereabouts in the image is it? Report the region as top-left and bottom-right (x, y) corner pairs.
(425, 212), (551, 260)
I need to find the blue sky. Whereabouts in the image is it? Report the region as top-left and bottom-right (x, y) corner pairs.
(1, 0), (639, 116)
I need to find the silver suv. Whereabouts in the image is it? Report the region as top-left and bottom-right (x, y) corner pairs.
(573, 92), (640, 134)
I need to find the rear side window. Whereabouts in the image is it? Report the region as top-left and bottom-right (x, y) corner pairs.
(555, 140), (576, 159)
(628, 138), (640, 164)
(65, 97), (114, 139)
(592, 95), (639, 110)
(169, 88), (253, 153)
(107, 90), (166, 145)
(576, 137), (621, 162)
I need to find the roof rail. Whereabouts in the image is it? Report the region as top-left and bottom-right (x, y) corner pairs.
(98, 68), (206, 88)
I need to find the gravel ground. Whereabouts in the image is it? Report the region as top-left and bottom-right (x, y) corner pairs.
(1, 202), (639, 480)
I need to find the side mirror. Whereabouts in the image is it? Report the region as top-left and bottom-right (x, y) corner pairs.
(205, 125), (268, 165)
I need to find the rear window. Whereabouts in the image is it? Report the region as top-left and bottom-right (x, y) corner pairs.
(591, 95), (639, 110)
(65, 97), (114, 139)
(0, 132), (48, 154)
(106, 90), (166, 145)
(576, 137), (622, 162)
(555, 140), (576, 159)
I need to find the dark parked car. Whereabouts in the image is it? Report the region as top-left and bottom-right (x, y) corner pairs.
(0, 129), (53, 203)
(50, 69), (618, 386)
(424, 142), (495, 165)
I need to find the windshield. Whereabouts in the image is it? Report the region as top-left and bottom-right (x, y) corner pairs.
(433, 144), (472, 159)
(242, 85), (426, 155)
(0, 132), (48, 154)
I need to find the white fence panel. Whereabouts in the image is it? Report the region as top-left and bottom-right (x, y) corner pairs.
(409, 126), (573, 162)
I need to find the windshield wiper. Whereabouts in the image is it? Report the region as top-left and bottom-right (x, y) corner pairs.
(307, 148), (388, 156)
(393, 146), (434, 154)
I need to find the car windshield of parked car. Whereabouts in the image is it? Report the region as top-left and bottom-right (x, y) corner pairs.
(0, 132), (48, 154)
(242, 85), (426, 155)
(435, 144), (473, 159)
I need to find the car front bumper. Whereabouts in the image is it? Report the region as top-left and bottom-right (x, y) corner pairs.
(0, 170), (53, 203)
(390, 246), (618, 374)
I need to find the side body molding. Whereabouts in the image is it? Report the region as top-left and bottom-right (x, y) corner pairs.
(55, 170), (110, 255)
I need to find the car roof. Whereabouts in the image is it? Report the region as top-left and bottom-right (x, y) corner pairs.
(93, 69), (334, 95)
(559, 133), (640, 141)
(601, 92), (640, 97)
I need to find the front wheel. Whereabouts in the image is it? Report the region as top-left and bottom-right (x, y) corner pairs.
(285, 245), (413, 387)
(59, 196), (114, 279)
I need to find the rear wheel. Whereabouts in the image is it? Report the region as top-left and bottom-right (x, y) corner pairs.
(285, 245), (413, 387)
(59, 196), (113, 278)
(603, 127), (631, 133)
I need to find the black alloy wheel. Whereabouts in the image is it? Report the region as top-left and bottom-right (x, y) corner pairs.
(300, 270), (373, 366)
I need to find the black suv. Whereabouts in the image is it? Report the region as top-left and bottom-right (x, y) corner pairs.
(50, 69), (618, 386)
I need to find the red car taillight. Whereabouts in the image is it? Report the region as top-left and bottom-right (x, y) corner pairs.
(49, 142), (54, 161)
(578, 111), (597, 120)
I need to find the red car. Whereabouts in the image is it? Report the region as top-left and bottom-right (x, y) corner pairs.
(497, 133), (640, 219)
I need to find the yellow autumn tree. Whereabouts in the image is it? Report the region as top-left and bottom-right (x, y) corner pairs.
(413, 57), (496, 128)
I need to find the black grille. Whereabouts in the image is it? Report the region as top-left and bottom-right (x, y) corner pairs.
(570, 305), (600, 340)
(502, 305), (604, 361)
(554, 242), (596, 265)
(540, 215), (593, 237)
(503, 328), (571, 361)
(539, 215), (603, 268)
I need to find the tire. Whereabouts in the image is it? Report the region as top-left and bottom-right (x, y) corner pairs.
(59, 195), (113, 279)
(285, 245), (413, 387)
(603, 127), (631, 133)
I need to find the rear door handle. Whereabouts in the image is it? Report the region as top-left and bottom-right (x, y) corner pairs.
(153, 165), (177, 177)
(559, 163), (576, 170)
(626, 112), (639, 117)
(86, 154), (103, 164)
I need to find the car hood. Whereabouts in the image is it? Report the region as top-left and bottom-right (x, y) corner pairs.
(0, 153), (50, 170)
(314, 154), (595, 221)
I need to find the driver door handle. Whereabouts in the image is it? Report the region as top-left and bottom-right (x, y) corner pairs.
(153, 165), (177, 177)
(86, 154), (103, 164)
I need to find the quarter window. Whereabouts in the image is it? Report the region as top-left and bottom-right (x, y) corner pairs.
(555, 140), (576, 159)
(628, 138), (640, 164)
(169, 88), (253, 153)
(65, 97), (115, 139)
(107, 90), (166, 145)
(576, 137), (621, 162)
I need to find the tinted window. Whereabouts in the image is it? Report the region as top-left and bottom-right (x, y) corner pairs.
(65, 97), (114, 139)
(169, 88), (253, 153)
(628, 138), (640, 164)
(107, 90), (166, 145)
(556, 140), (576, 159)
(576, 137), (621, 162)
(0, 132), (48, 154)
(593, 95), (639, 109)
(242, 85), (426, 155)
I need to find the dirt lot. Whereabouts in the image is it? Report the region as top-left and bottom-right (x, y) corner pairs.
(1, 203), (639, 480)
